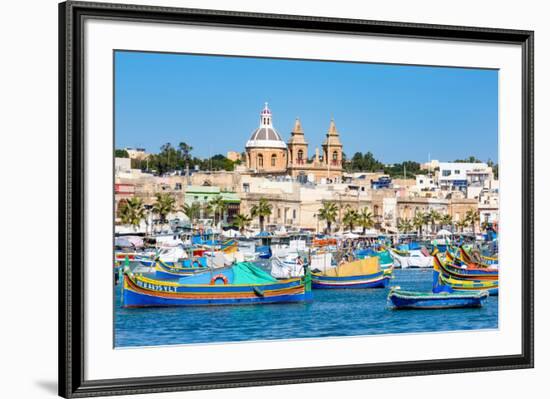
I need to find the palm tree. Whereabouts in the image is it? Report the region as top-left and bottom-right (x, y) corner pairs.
(426, 209), (441, 234)
(118, 197), (146, 231)
(342, 207), (359, 232)
(357, 207), (374, 235)
(250, 198), (272, 232)
(465, 209), (479, 235)
(481, 221), (492, 232)
(317, 201), (338, 234)
(232, 213), (252, 234)
(152, 193), (176, 228)
(439, 214), (453, 231)
(397, 218), (413, 234)
(412, 211), (426, 237)
(181, 202), (201, 228)
(178, 142), (193, 184)
(209, 196), (227, 226)
(456, 217), (468, 233)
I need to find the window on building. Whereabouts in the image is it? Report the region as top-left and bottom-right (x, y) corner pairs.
(297, 150), (303, 161)
(271, 154), (277, 166)
(333, 151), (338, 160)
(243, 183), (250, 193)
(278, 208), (281, 218)
(293, 209), (296, 219)
(442, 170), (451, 177)
(174, 183), (182, 190)
(454, 170), (460, 174)
(419, 179), (424, 184)
(258, 154), (263, 167)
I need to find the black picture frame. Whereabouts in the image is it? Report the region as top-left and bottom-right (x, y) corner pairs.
(59, 1), (534, 397)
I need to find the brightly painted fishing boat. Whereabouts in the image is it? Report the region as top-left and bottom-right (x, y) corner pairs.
(446, 245), (498, 267)
(458, 246), (499, 266)
(433, 255), (498, 296)
(153, 258), (209, 279)
(311, 257), (390, 289)
(441, 253), (498, 280)
(387, 289), (489, 309)
(122, 262), (312, 307)
(354, 248), (393, 270)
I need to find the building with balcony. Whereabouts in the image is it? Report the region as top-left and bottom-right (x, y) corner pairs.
(436, 162), (493, 192)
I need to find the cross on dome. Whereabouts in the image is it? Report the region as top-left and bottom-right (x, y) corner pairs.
(261, 102), (272, 115)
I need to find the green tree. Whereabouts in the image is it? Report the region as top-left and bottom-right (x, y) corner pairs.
(413, 211), (427, 237)
(317, 202), (338, 234)
(357, 207), (374, 235)
(181, 202), (201, 228)
(454, 156), (482, 163)
(178, 142), (193, 182)
(426, 209), (441, 234)
(465, 209), (479, 235)
(232, 213), (252, 234)
(118, 197), (145, 231)
(439, 214), (454, 230)
(456, 217), (468, 233)
(209, 196), (227, 226)
(397, 218), (413, 234)
(115, 149), (129, 158)
(152, 193), (176, 227)
(342, 207), (359, 232)
(250, 198), (272, 232)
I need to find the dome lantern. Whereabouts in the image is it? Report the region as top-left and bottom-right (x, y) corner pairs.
(245, 103), (287, 149)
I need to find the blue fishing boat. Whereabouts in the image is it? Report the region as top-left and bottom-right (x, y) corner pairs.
(122, 262), (312, 307)
(153, 257), (209, 279)
(387, 289), (489, 309)
(312, 272), (390, 289)
(311, 257), (390, 289)
(433, 254), (499, 296)
(256, 245), (272, 259)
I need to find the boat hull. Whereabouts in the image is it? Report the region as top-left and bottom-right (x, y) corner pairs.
(388, 290), (488, 309)
(311, 272), (390, 289)
(122, 273), (312, 307)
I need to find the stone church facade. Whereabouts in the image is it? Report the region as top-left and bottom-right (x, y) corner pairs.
(244, 103), (343, 183)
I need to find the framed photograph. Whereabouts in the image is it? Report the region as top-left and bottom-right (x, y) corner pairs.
(59, 1), (534, 397)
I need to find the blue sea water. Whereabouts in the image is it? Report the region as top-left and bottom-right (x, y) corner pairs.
(114, 268), (498, 347)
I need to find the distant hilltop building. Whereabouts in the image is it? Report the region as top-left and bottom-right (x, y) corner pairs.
(244, 103), (343, 183)
(125, 147), (149, 160)
(226, 151), (242, 162)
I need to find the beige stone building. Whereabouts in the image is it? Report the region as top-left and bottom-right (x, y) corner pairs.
(226, 151), (242, 162)
(125, 147), (149, 161)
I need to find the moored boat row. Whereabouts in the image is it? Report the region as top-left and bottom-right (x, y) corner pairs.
(116, 231), (497, 310)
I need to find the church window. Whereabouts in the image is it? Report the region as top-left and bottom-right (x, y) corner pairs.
(271, 154), (277, 166)
(297, 150), (303, 160)
(258, 154), (263, 167)
(333, 151), (338, 160)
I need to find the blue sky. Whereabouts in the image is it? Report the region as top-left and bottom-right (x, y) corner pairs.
(115, 51), (498, 164)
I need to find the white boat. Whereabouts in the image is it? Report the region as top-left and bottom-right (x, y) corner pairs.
(389, 249), (433, 269)
(270, 239), (307, 258)
(271, 252), (333, 278)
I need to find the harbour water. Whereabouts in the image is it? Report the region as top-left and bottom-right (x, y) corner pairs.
(114, 267), (498, 348)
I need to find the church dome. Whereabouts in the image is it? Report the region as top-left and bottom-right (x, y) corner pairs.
(245, 103), (287, 149)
